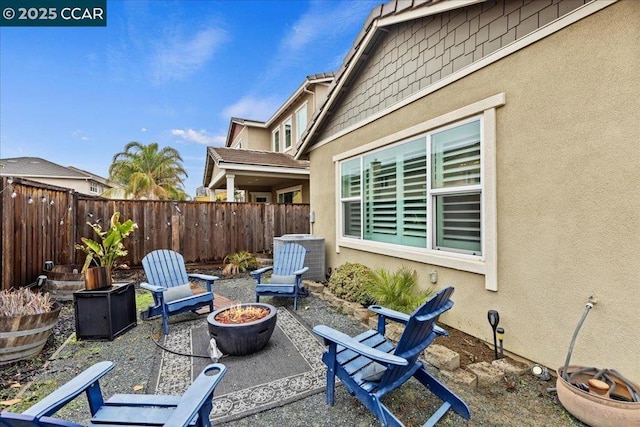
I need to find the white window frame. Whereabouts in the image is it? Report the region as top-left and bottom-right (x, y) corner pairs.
(277, 185), (302, 204)
(89, 180), (98, 193)
(295, 103), (308, 144)
(272, 128), (280, 152)
(334, 93), (503, 290)
(284, 116), (293, 150)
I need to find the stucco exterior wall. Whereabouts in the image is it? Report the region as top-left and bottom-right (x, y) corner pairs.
(309, 1), (640, 379)
(245, 127), (270, 151)
(28, 177), (101, 196)
(320, 0), (588, 139)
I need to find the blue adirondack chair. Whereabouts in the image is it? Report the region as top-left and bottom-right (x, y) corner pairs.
(251, 243), (309, 310)
(0, 361), (226, 427)
(140, 249), (218, 335)
(312, 286), (471, 427)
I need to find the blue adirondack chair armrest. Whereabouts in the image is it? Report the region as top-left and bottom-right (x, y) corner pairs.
(368, 305), (449, 336)
(251, 266), (273, 277)
(140, 282), (167, 293)
(22, 361), (115, 418)
(292, 266), (309, 277)
(163, 363), (227, 425)
(313, 325), (408, 367)
(368, 305), (410, 324)
(188, 273), (218, 292)
(188, 273), (219, 282)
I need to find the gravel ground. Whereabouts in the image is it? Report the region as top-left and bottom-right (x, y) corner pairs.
(3, 273), (585, 426)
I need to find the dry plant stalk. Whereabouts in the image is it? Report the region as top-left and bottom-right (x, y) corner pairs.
(214, 305), (269, 324)
(0, 288), (53, 317)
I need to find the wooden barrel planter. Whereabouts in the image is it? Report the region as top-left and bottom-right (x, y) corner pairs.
(0, 303), (61, 365)
(45, 265), (85, 301)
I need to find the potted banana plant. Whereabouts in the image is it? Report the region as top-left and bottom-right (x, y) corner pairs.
(75, 212), (138, 290)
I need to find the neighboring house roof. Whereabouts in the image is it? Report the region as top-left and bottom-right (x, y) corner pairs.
(0, 157), (117, 196)
(264, 72), (334, 128)
(225, 117), (266, 148)
(295, 0), (483, 158)
(208, 147), (309, 169)
(224, 72), (335, 148)
(0, 157), (90, 179)
(203, 147), (309, 189)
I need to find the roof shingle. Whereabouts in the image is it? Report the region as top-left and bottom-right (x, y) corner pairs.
(208, 147), (309, 169)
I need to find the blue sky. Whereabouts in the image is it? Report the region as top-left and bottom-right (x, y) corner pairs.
(0, 0), (380, 197)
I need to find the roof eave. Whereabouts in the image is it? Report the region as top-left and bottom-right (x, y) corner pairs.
(295, 0), (487, 159)
(265, 75), (335, 128)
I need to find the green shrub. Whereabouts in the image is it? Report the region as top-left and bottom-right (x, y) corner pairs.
(222, 251), (258, 275)
(327, 262), (375, 305)
(367, 265), (434, 314)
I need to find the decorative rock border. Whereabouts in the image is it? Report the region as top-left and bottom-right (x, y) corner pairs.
(305, 280), (530, 390)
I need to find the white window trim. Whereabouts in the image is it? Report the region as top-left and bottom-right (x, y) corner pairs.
(334, 93), (503, 291)
(232, 127), (246, 149)
(272, 128), (280, 152)
(277, 184), (302, 203)
(283, 116), (293, 151)
(295, 103), (308, 144)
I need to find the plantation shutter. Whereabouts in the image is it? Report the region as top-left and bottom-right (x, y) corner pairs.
(364, 138), (426, 246)
(401, 144), (427, 248)
(434, 193), (481, 254)
(364, 153), (397, 242)
(341, 159), (361, 237)
(431, 120), (481, 254)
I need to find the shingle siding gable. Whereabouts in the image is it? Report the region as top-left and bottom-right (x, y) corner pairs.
(317, 0), (588, 140)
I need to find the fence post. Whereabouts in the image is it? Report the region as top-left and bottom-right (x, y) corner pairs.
(171, 209), (180, 252)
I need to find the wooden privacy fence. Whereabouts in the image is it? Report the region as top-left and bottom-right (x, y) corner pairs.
(1, 178), (310, 290)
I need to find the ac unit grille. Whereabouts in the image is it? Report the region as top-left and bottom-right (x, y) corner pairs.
(274, 234), (326, 282)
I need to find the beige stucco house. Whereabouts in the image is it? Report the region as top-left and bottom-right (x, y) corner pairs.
(296, 0), (640, 380)
(0, 157), (120, 197)
(201, 73), (333, 203)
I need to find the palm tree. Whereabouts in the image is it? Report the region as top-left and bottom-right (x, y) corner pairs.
(106, 142), (189, 200)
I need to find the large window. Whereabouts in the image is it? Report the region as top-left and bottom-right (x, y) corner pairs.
(295, 104), (307, 144)
(340, 118), (481, 256)
(277, 185), (302, 203)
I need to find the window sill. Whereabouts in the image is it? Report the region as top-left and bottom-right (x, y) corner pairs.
(337, 237), (487, 275)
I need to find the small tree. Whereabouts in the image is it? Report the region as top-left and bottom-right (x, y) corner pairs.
(75, 212), (138, 272)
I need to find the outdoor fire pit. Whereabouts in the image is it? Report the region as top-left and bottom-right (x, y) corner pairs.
(207, 303), (277, 356)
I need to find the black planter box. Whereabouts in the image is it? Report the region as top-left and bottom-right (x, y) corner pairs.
(74, 282), (137, 341)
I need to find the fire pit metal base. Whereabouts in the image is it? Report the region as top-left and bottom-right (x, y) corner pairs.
(207, 303), (277, 356)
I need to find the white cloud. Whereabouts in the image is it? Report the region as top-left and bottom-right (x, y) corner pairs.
(152, 27), (227, 83)
(141, 127), (147, 132)
(71, 129), (90, 141)
(222, 96), (281, 122)
(107, 4), (229, 84)
(269, 0), (377, 74)
(171, 128), (223, 145)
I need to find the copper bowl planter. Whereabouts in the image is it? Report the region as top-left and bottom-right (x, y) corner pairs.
(556, 366), (640, 427)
